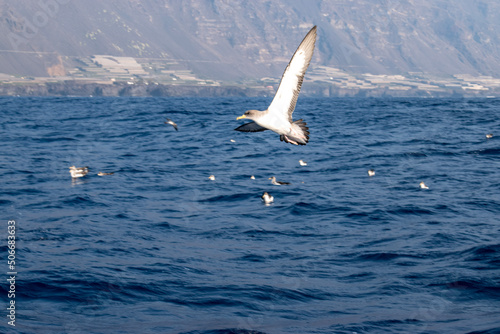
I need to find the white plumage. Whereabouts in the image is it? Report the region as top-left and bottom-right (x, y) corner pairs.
(235, 26), (317, 146)
(69, 166), (89, 178)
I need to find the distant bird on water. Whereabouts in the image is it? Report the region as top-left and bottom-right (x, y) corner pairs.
(261, 192), (274, 205)
(235, 26), (317, 146)
(299, 160), (308, 166)
(486, 133), (493, 139)
(419, 181), (429, 189)
(269, 176), (290, 185)
(69, 166), (89, 178)
(367, 169), (375, 177)
(165, 118), (178, 131)
(208, 175), (215, 181)
(98, 172), (114, 176)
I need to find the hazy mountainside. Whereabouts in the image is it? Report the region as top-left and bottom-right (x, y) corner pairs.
(1, 0), (500, 81)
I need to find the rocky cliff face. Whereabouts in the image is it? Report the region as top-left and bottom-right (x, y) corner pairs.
(1, 0), (499, 80)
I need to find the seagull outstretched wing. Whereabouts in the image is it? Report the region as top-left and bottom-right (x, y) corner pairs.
(234, 122), (269, 132)
(267, 26), (317, 122)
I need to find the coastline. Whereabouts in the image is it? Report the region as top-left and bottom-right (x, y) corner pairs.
(0, 80), (497, 98)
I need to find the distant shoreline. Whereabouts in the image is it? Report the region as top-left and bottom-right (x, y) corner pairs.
(0, 81), (269, 98)
(0, 80), (497, 98)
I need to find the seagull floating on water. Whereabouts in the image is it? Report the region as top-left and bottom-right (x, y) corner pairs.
(269, 176), (290, 185)
(69, 166), (89, 178)
(208, 175), (215, 181)
(299, 160), (308, 166)
(368, 169), (375, 177)
(486, 133), (493, 139)
(165, 118), (178, 131)
(250, 175), (256, 180)
(235, 26), (317, 146)
(261, 192), (274, 205)
(419, 181), (429, 189)
(97, 172), (114, 176)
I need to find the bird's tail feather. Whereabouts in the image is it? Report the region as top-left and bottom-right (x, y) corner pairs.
(280, 119), (309, 145)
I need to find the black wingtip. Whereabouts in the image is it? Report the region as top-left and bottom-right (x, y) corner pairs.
(235, 122), (268, 132)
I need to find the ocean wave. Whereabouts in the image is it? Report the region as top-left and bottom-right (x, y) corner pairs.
(2, 97), (499, 333)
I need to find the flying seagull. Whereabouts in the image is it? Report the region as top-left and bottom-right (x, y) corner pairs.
(235, 26), (317, 145)
(165, 118), (178, 131)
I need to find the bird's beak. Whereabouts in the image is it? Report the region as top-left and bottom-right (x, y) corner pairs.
(236, 115), (246, 120)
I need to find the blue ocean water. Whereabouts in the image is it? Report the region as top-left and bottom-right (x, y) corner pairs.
(1, 96), (500, 334)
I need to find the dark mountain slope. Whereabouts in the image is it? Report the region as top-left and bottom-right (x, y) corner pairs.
(1, 0), (500, 80)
